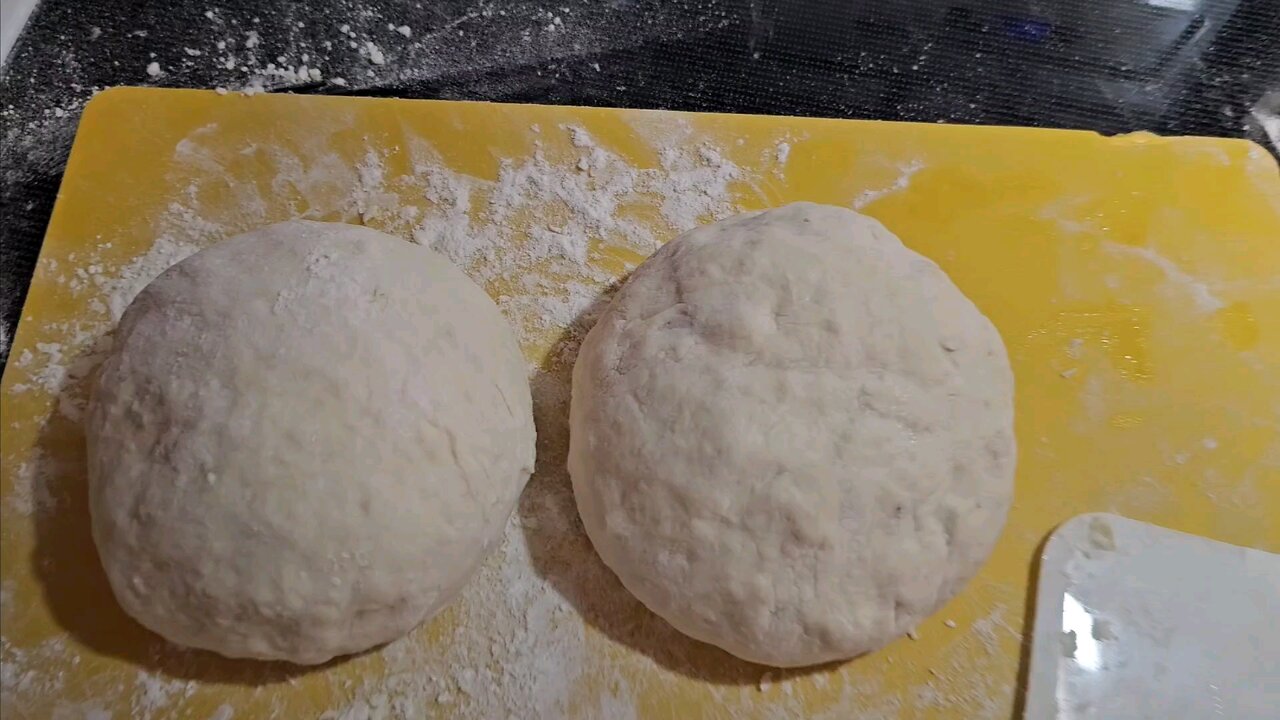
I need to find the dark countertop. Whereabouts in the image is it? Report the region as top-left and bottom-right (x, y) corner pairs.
(2, 0), (1278, 358)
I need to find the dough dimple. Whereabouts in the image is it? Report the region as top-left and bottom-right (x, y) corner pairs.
(568, 202), (1015, 667)
(87, 220), (535, 665)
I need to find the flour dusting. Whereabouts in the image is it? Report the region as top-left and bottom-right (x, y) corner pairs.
(852, 160), (924, 209)
(376, 124), (745, 347)
(4, 119), (791, 720)
(1, 116), (1021, 719)
(132, 672), (197, 720)
(1102, 242), (1226, 312)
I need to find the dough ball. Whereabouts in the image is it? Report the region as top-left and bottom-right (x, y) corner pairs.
(87, 221), (535, 664)
(568, 203), (1015, 667)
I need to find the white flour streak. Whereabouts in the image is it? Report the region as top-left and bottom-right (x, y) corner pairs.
(132, 672), (196, 720)
(399, 124), (743, 345)
(1102, 242), (1225, 312)
(853, 160), (924, 209)
(775, 141), (791, 167)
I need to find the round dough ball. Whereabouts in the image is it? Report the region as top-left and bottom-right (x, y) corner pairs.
(88, 221), (535, 664)
(568, 202), (1015, 667)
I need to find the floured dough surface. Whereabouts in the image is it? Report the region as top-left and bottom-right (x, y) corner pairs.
(568, 202), (1015, 667)
(87, 221), (535, 665)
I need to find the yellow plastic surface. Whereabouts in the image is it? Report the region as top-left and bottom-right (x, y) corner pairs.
(2, 87), (1278, 719)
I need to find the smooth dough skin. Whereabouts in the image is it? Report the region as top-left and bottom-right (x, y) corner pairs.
(87, 221), (535, 664)
(568, 203), (1015, 667)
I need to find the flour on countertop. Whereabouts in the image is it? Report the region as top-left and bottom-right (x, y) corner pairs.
(852, 160), (924, 209)
(2, 116), (1025, 719)
(1101, 242), (1226, 313)
(3, 120), (756, 720)
(7, 447), (57, 517)
(1, 235), (200, 428)
(1, 2), (730, 156)
(319, 514), (591, 719)
(132, 672), (197, 720)
(773, 141), (791, 177)
(384, 123), (744, 343)
(103, 236), (201, 321)
(1, 636), (70, 704)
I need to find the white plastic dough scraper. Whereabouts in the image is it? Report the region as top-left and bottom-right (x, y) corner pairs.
(1022, 513), (1280, 719)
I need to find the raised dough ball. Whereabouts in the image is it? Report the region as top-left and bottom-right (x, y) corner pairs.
(568, 203), (1015, 667)
(87, 221), (535, 664)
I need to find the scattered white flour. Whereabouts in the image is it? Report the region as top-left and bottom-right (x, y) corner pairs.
(3, 120), (787, 720)
(1102, 242), (1225, 312)
(7, 447), (57, 517)
(388, 123), (744, 344)
(2, 233), (201, 428)
(897, 603), (1018, 718)
(132, 672), (196, 720)
(318, 512), (591, 719)
(852, 160), (924, 209)
(364, 41), (386, 65)
(1, 637), (70, 703)
(969, 606), (1017, 655)
(103, 236), (201, 321)
(774, 141), (791, 168)
(1, 118), (1022, 719)
(1066, 337), (1085, 360)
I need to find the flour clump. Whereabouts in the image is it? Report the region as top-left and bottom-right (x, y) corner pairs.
(87, 221), (535, 664)
(568, 202), (1015, 667)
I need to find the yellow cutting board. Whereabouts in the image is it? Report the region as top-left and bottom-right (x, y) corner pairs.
(2, 87), (1278, 719)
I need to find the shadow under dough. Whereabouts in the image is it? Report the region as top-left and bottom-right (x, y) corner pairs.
(1008, 529), (1054, 720)
(516, 289), (845, 686)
